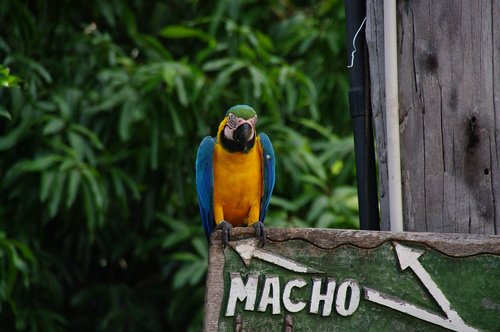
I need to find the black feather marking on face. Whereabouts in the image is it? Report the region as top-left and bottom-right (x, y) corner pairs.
(220, 127), (255, 153)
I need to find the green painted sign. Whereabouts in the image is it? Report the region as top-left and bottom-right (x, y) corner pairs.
(204, 228), (500, 331)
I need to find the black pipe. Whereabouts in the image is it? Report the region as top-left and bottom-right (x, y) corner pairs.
(344, 0), (380, 230)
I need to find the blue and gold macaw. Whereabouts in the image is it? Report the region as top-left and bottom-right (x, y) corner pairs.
(196, 105), (275, 244)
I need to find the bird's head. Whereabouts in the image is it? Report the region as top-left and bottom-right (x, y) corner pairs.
(218, 105), (258, 153)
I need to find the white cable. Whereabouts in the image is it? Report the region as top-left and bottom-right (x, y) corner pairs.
(347, 17), (367, 68)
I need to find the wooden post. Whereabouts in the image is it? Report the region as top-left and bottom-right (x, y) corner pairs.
(367, 0), (500, 233)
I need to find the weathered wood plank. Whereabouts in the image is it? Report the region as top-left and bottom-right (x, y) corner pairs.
(493, 0), (500, 233)
(209, 227), (500, 257)
(203, 239), (225, 331)
(367, 0), (499, 234)
(366, 0), (390, 231)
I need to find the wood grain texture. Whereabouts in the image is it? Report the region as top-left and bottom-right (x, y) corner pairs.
(366, 0), (390, 231)
(211, 227), (500, 259)
(367, 0), (500, 234)
(203, 238), (225, 332)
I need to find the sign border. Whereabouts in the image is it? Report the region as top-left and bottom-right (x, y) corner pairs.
(203, 228), (500, 331)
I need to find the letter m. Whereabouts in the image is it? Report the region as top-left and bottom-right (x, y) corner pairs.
(225, 272), (259, 317)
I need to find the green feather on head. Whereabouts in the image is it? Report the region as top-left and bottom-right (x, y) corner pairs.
(226, 105), (257, 119)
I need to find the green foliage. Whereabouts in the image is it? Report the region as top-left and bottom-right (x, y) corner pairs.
(0, 0), (355, 330)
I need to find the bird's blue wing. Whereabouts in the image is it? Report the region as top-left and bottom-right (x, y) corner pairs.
(259, 133), (276, 222)
(195, 136), (215, 239)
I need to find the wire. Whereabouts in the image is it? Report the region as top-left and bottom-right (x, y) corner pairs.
(347, 17), (367, 69)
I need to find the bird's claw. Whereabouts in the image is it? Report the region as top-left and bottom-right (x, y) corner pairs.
(218, 221), (233, 247)
(252, 221), (266, 245)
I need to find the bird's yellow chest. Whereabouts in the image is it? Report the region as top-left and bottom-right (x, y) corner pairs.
(213, 140), (262, 226)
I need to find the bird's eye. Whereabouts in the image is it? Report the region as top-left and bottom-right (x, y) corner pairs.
(227, 113), (237, 128)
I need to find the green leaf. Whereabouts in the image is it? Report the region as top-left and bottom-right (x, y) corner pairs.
(20, 55), (52, 83)
(122, 5), (137, 35)
(299, 174), (327, 189)
(82, 169), (104, 211)
(307, 196), (329, 223)
(173, 263), (200, 289)
(13, 155), (62, 173)
(248, 66), (265, 98)
(269, 196), (298, 212)
(2, 243), (19, 298)
(70, 124), (104, 150)
(150, 113), (159, 170)
(68, 131), (87, 160)
(0, 115), (31, 151)
(81, 180), (96, 233)
(53, 94), (71, 119)
(87, 87), (134, 113)
(119, 101), (138, 141)
(187, 261), (207, 286)
(11, 240), (35, 262)
(161, 231), (192, 250)
(298, 34), (317, 54)
(170, 252), (198, 262)
(0, 65), (20, 87)
(301, 150), (327, 181)
(331, 160), (344, 176)
(0, 106), (12, 120)
(168, 103), (184, 136)
(316, 212), (336, 228)
(297, 117), (334, 138)
(66, 169), (81, 208)
(192, 237), (208, 259)
(40, 170), (56, 202)
(48, 173), (66, 218)
(160, 26), (215, 45)
(207, 60), (246, 102)
(174, 76), (188, 107)
(286, 81), (297, 113)
(202, 58), (234, 71)
(113, 168), (140, 201)
(43, 118), (65, 135)
(135, 34), (173, 60)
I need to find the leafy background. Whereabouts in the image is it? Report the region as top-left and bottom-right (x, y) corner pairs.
(0, 0), (357, 330)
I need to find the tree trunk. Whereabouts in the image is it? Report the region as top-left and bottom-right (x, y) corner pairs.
(366, 0), (500, 234)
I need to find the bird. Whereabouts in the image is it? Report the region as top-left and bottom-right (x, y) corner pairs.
(196, 105), (275, 245)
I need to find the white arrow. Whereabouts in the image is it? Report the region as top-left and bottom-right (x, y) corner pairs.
(229, 238), (322, 274)
(364, 242), (478, 332)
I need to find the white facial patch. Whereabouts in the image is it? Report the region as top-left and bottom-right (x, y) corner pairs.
(224, 115), (257, 141)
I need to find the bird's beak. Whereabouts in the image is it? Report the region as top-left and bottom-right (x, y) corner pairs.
(234, 123), (254, 143)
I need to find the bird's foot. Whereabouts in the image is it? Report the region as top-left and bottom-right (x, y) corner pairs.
(252, 221), (266, 245)
(217, 221), (233, 247)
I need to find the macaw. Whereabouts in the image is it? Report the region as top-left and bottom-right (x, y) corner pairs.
(196, 105), (275, 245)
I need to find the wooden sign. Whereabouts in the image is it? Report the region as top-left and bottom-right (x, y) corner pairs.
(204, 228), (500, 331)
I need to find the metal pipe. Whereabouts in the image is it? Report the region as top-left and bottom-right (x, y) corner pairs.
(345, 0), (380, 231)
(383, 0), (404, 232)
